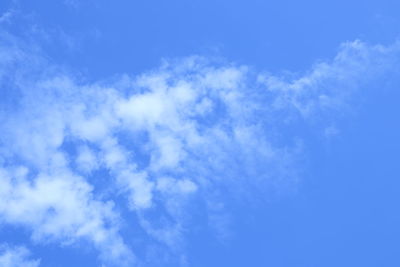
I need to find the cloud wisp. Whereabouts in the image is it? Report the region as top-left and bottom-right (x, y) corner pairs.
(0, 245), (40, 267)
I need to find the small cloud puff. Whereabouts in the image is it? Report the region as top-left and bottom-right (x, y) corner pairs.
(0, 245), (40, 267)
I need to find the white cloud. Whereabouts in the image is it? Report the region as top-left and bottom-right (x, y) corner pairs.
(0, 245), (40, 267)
(1, 32), (400, 265)
(0, 167), (134, 266)
(76, 145), (99, 173)
(259, 40), (400, 118)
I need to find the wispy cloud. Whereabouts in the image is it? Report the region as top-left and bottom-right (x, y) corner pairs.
(0, 31), (400, 266)
(0, 10), (14, 24)
(0, 244), (40, 267)
(260, 40), (400, 118)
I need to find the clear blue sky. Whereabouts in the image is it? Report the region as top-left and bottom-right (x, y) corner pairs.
(0, 1), (400, 267)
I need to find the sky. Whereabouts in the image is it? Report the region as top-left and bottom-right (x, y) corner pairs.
(0, 1), (400, 267)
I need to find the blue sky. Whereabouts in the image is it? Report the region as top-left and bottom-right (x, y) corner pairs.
(0, 1), (400, 267)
